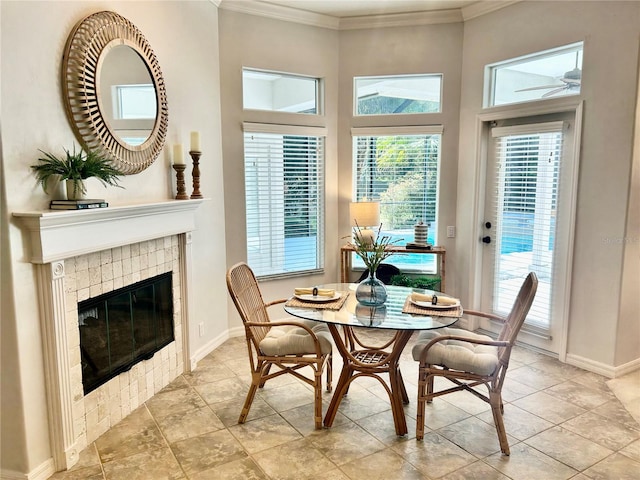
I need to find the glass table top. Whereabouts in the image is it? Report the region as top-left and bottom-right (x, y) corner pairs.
(284, 283), (461, 331)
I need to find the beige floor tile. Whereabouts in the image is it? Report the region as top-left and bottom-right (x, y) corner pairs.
(252, 437), (338, 480)
(52, 336), (640, 480)
(440, 460), (510, 480)
(620, 438), (640, 462)
(582, 452), (640, 480)
(229, 413), (303, 454)
(512, 391), (586, 424)
(189, 457), (269, 480)
(94, 407), (166, 463)
(561, 411), (640, 451)
(170, 429), (248, 476)
(476, 403), (553, 441)
(154, 404), (225, 443)
(438, 416), (514, 458)
(545, 380), (614, 410)
(483, 443), (577, 480)
(524, 425), (613, 471)
(101, 447), (184, 480)
(340, 449), (427, 480)
(400, 431), (476, 478)
(309, 422), (386, 466)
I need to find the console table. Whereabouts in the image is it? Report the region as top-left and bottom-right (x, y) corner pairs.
(340, 244), (446, 291)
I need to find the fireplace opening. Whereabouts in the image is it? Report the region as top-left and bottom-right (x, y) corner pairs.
(78, 272), (174, 394)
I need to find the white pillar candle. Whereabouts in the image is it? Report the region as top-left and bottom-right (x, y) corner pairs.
(173, 144), (184, 165)
(190, 131), (201, 151)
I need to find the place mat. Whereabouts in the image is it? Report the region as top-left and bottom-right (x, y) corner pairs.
(402, 297), (463, 318)
(285, 292), (350, 311)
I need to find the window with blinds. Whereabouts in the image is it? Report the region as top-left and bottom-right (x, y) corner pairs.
(491, 122), (564, 331)
(243, 124), (325, 278)
(352, 127), (442, 273)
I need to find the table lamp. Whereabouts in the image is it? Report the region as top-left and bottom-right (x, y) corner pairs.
(350, 201), (380, 246)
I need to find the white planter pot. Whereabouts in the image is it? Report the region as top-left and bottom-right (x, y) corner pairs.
(65, 179), (86, 200)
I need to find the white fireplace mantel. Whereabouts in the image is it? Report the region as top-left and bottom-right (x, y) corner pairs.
(13, 199), (204, 263)
(12, 199), (203, 473)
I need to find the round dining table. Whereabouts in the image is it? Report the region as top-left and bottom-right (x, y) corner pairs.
(284, 283), (462, 436)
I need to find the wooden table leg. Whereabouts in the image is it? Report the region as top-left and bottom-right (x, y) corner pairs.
(323, 325), (413, 436)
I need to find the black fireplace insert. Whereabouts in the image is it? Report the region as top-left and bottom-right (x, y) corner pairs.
(78, 272), (174, 394)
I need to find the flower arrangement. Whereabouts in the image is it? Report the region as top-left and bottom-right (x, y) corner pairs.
(350, 223), (402, 275)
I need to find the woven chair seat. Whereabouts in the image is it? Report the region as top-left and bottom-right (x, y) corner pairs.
(260, 319), (333, 356)
(411, 328), (499, 376)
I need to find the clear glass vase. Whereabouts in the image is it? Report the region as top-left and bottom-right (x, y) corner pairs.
(355, 269), (388, 306)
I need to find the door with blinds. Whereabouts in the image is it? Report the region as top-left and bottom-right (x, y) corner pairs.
(481, 115), (578, 354)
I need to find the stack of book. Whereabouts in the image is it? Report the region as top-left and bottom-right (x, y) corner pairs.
(50, 199), (108, 210)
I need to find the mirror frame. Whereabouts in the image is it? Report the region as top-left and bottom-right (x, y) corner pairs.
(62, 11), (168, 174)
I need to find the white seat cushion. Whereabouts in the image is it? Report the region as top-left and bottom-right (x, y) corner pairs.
(411, 327), (499, 376)
(260, 319), (332, 356)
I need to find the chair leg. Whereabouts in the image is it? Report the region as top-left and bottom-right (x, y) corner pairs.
(416, 368), (427, 440)
(426, 371), (434, 403)
(239, 372), (262, 424)
(314, 367), (323, 429)
(490, 390), (510, 455)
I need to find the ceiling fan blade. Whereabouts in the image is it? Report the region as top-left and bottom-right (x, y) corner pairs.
(515, 84), (564, 93)
(541, 86), (568, 97)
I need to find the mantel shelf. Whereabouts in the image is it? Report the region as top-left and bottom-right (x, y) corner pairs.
(13, 199), (206, 264)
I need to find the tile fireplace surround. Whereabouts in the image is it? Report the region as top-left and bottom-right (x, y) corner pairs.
(13, 200), (204, 472)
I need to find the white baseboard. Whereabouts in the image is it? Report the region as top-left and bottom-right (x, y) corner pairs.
(565, 353), (640, 379)
(0, 458), (54, 480)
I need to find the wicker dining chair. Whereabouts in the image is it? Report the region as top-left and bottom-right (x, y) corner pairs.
(226, 262), (333, 429)
(412, 272), (538, 455)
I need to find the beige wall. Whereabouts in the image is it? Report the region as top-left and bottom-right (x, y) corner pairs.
(1, 1), (226, 476)
(337, 23), (463, 287)
(219, 9), (340, 325)
(457, 1), (640, 368)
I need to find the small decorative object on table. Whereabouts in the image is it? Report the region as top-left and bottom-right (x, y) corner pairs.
(351, 223), (401, 306)
(30, 146), (123, 201)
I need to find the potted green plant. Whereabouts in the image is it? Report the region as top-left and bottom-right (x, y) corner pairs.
(350, 223), (402, 306)
(31, 146), (124, 200)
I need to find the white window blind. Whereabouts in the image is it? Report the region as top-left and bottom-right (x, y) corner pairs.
(243, 125), (325, 278)
(352, 127), (442, 273)
(491, 122), (564, 331)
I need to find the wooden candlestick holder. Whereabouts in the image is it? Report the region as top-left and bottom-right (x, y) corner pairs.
(172, 164), (189, 200)
(189, 150), (203, 199)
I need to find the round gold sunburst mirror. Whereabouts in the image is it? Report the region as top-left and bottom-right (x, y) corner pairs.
(62, 11), (168, 174)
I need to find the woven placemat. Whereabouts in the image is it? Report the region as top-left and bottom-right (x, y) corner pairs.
(402, 297), (463, 318)
(285, 292), (350, 311)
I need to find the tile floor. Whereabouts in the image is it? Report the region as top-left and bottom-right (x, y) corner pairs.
(52, 331), (640, 480)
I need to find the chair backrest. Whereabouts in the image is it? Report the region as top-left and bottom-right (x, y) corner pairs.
(496, 272), (538, 363)
(226, 262), (271, 344)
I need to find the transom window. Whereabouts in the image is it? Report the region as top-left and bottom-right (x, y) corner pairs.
(242, 69), (320, 114)
(354, 74), (442, 115)
(352, 126), (442, 273)
(486, 42), (583, 107)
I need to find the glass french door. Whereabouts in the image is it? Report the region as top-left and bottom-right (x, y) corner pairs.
(481, 114), (578, 354)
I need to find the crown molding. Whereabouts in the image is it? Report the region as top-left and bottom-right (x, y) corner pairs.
(219, 0), (340, 30)
(219, 0), (517, 29)
(339, 9), (463, 30)
(461, 1), (520, 21)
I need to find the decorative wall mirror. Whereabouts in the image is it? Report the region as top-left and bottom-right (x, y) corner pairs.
(62, 11), (168, 174)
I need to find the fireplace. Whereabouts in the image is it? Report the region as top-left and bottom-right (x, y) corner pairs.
(14, 200), (203, 472)
(79, 272), (174, 395)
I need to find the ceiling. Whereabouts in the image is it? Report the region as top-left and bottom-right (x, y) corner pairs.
(258, 0), (479, 18)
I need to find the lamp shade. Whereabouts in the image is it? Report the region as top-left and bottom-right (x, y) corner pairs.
(350, 201), (380, 227)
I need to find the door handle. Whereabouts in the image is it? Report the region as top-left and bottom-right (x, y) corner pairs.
(485, 221), (492, 229)
(482, 236), (491, 244)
